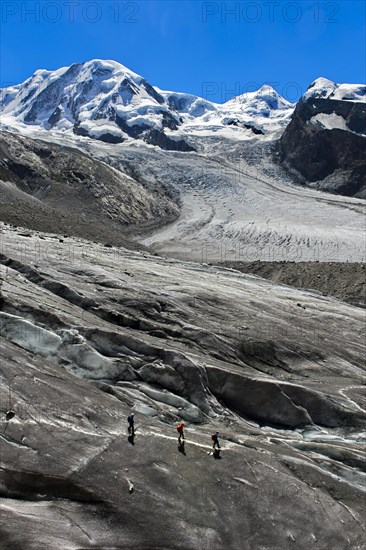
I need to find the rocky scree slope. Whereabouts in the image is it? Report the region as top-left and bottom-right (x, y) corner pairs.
(0, 131), (179, 244)
(0, 225), (365, 549)
(219, 261), (366, 308)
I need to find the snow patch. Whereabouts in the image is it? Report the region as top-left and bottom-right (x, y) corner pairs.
(309, 113), (349, 131)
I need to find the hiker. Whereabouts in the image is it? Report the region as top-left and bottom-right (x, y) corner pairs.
(177, 422), (185, 444)
(212, 431), (221, 449)
(127, 413), (135, 436)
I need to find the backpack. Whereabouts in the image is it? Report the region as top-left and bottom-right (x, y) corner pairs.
(211, 433), (215, 441)
(128, 415), (133, 424)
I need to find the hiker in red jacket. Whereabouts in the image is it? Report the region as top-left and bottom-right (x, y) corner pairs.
(177, 422), (185, 444)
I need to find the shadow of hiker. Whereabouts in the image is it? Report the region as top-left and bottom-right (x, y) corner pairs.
(178, 441), (186, 455)
(213, 448), (221, 459)
(128, 434), (135, 445)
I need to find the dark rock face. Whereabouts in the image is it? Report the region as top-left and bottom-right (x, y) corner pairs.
(161, 110), (181, 131)
(111, 109), (182, 140)
(0, 226), (365, 549)
(243, 123), (264, 135)
(224, 118), (265, 134)
(113, 113), (148, 138)
(97, 132), (125, 144)
(279, 98), (366, 198)
(47, 106), (62, 127)
(142, 79), (165, 105)
(143, 129), (196, 152)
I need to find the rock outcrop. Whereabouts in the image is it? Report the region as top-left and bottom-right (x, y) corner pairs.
(279, 83), (366, 198)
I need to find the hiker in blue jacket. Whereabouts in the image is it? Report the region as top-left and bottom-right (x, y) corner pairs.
(212, 431), (221, 449)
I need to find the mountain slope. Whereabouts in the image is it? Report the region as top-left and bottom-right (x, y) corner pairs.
(0, 131), (179, 243)
(279, 78), (366, 198)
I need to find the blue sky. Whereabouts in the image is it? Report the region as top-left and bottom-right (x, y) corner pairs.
(1, 0), (365, 103)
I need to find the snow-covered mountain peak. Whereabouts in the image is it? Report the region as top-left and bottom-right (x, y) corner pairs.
(82, 58), (139, 74)
(0, 58), (164, 121)
(1, 59), (363, 148)
(302, 77), (366, 102)
(224, 84), (293, 120)
(0, 60), (297, 144)
(302, 77), (337, 100)
(68, 59), (149, 88)
(226, 84), (286, 103)
(0, 59), (175, 145)
(309, 76), (336, 88)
